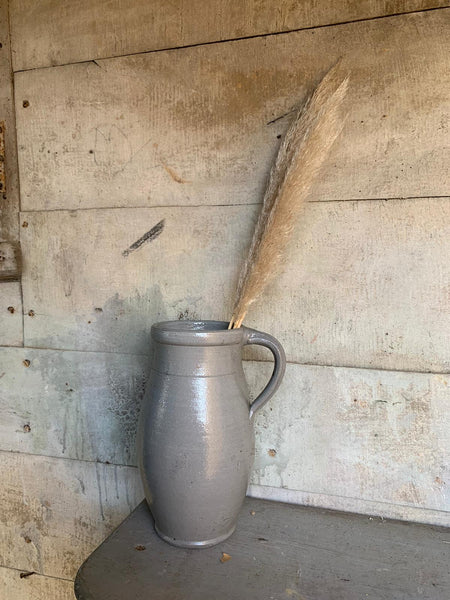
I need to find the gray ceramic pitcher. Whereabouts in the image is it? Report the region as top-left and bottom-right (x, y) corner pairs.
(137, 320), (286, 548)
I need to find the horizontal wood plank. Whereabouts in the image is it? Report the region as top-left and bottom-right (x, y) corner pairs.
(0, 282), (23, 346)
(14, 10), (450, 211)
(20, 199), (450, 372)
(247, 362), (450, 518)
(0, 567), (75, 600)
(0, 347), (148, 464)
(0, 451), (143, 580)
(1, 347), (448, 522)
(9, 0), (449, 71)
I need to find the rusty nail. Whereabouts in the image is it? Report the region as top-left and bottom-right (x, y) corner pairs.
(20, 571), (36, 579)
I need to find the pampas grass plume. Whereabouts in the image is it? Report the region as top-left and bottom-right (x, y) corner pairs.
(229, 62), (350, 329)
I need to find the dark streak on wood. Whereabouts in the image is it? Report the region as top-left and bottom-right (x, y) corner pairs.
(19, 571), (36, 578)
(122, 220), (165, 257)
(0, 121), (5, 195)
(266, 109), (297, 125)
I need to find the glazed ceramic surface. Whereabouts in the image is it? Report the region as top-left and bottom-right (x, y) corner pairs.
(137, 320), (286, 548)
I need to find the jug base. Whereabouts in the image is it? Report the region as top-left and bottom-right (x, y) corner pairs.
(155, 524), (236, 548)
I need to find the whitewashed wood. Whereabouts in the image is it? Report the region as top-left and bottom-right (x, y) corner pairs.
(0, 347), (148, 464)
(19, 205), (254, 355)
(14, 10), (450, 211)
(0, 451), (143, 580)
(246, 363), (450, 518)
(0, 345), (448, 524)
(0, 0), (20, 241)
(0, 3), (23, 347)
(0, 282), (23, 346)
(0, 567), (75, 600)
(10, 0), (449, 72)
(20, 199), (450, 372)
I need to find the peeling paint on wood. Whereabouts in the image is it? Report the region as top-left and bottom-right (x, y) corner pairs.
(14, 10), (450, 211)
(19, 199), (450, 372)
(9, 0), (450, 71)
(0, 451), (143, 580)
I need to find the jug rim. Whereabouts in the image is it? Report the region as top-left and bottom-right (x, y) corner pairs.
(151, 320), (244, 346)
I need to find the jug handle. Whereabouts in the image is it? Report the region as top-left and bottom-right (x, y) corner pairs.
(242, 327), (286, 419)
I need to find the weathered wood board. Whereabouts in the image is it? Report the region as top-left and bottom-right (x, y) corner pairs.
(247, 362), (450, 520)
(0, 567), (75, 600)
(0, 347), (149, 464)
(14, 10), (450, 211)
(0, 347), (448, 523)
(0, 0), (20, 242)
(0, 451), (143, 580)
(74, 500), (450, 600)
(0, 282), (23, 346)
(10, 0), (449, 71)
(20, 199), (450, 372)
(0, 2), (23, 348)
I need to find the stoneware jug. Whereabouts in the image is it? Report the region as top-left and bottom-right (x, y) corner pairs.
(137, 320), (286, 548)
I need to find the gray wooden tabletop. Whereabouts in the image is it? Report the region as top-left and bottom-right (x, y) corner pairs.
(75, 498), (450, 600)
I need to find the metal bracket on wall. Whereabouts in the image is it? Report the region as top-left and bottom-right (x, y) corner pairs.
(0, 121), (22, 281)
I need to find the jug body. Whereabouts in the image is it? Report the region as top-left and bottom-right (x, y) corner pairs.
(137, 320), (285, 548)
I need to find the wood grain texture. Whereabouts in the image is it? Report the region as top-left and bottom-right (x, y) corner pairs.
(0, 347), (148, 464)
(0, 346), (448, 523)
(0, 451), (143, 580)
(0, 567), (75, 600)
(19, 199), (450, 372)
(247, 362), (450, 518)
(14, 10), (450, 211)
(9, 0), (450, 71)
(0, 282), (23, 346)
(0, 0), (20, 241)
(74, 499), (450, 600)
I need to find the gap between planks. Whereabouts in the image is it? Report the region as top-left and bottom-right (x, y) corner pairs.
(11, 6), (450, 74)
(3, 450), (449, 526)
(0, 448), (138, 470)
(18, 196), (450, 214)
(1, 343), (449, 376)
(0, 563), (74, 584)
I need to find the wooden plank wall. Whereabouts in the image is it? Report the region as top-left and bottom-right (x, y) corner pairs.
(1, 1), (449, 597)
(0, 0), (23, 345)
